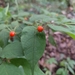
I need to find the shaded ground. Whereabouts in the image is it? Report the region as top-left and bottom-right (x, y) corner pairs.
(0, 0), (6, 7)
(39, 30), (75, 74)
(37, 5), (75, 74)
(45, 31), (75, 60)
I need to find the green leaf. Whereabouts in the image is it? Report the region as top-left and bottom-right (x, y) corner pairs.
(60, 60), (66, 67)
(67, 58), (74, 69)
(68, 61), (74, 69)
(11, 14), (18, 19)
(56, 68), (64, 75)
(0, 12), (3, 19)
(48, 24), (70, 32)
(0, 47), (2, 55)
(45, 71), (52, 75)
(19, 66), (25, 75)
(71, 60), (75, 65)
(48, 35), (56, 46)
(0, 7), (3, 11)
(0, 39), (4, 47)
(15, 24), (26, 33)
(1, 41), (23, 59)
(21, 26), (46, 74)
(67, 65), (74, 74)
(0, 57), (2, 64)
(64, 69), (68, 75)
(11, 58), (45, 75)
(11, 58), (31, 75)
(10, 21), (26, 33)
(5, 3), (9, 16)
(56, 68), (67, 75)
(48, 24), (75, 39)
(11, 21), (19, 28)
(34, 65), (45, 75)
(47, 58), (57, 64)
(29, 14), (51, 22)
(0, 29), (9, 47)
(0, 24), (7, 30)
(18, 12), (30, 17)
(0, 63), (23, 75)
(41, 8), (50, 15)
(0, 47), (2, 50)
(66, 25), (75, 33)
(23, 20), (33, 25)
(67, 32), (75, 39)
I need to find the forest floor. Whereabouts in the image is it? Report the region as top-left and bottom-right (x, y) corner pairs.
(39, 9), (75, 75)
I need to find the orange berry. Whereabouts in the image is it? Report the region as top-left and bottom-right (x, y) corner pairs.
(9, 31), (15, 37)
(37, 26), (44, 32)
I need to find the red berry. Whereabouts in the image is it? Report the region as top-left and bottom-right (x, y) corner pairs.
(37, 26), (44, 32)
(9, 31), (15, 37)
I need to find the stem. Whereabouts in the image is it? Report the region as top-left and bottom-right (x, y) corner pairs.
(6, 27), (11, 31)
(65, 62), (68, 75)
(13, 23), (20, 31)
(65, 23), (75, 25)
(5, 3), (9, 16)
(15, 0), (19, 14)
(10, 37), (14, 42)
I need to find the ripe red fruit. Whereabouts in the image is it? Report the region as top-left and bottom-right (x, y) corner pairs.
(9, 31), (15, 37)
(37, 26), (44, 32)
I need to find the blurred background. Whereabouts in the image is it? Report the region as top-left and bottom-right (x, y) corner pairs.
(0, 0), (75, 75)
(0, 0), (75, 12)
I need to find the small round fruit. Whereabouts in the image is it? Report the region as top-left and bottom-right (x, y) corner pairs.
(37, 26), (44, 32)
(24, 17), (28, 21)
(9, 31), (15, 37)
